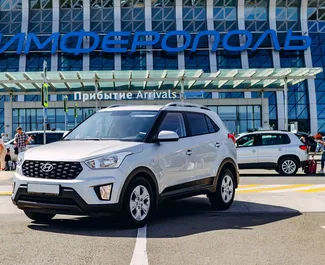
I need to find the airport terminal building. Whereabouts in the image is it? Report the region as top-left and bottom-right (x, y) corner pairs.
(0, 0), (325, 137)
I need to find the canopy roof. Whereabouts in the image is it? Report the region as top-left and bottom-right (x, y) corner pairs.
(0, 68), (322, 95)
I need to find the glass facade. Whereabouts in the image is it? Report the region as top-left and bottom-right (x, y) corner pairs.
(0, 0), (324, 135)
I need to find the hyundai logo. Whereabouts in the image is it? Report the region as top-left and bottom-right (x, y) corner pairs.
(40, 163), (54, 173)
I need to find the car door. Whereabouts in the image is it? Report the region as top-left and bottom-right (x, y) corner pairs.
(236, 134), (258, 166)
(184, 112), (220, 181)
(256, 133), (288, 164)
(156, 111), (196, 191)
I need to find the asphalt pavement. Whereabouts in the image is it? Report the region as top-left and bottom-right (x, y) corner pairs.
(1, 170), (325, 265)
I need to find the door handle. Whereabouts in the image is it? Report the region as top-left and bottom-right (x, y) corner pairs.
(214, 142), (221, 148)
(252, 149), (256, 153)
(278, 148), (282, 151)
(186, 150), (193, 156)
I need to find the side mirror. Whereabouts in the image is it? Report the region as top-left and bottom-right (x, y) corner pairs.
(157, 130), (179, 142)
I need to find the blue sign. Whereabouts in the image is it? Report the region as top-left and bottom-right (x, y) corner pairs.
(0, 29), (311, 55)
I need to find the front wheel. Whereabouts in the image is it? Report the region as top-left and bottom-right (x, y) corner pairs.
(121, 177), (154, 228)
(208, 169), (235, 210)
(24, 211), (55, 223)
(278, 158), (298, 176)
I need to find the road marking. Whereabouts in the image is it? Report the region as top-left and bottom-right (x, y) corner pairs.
(265, 184), (325, 193)
(0, 192), (11, 196)
(237, 185), (283, 192)
(130, 225), (148, 265)
(301, 186), (325, 193)
(238, 184), (260, 188)
(237, 184), (312, 193)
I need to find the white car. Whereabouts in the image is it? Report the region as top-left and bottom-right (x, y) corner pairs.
(12, 103), (239, 227)
(236, 130), (309, 175)
(5, 130), (67, 162)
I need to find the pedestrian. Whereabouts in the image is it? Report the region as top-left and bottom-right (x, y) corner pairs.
(5, 148), (11, 171)
(0, 139), (6, 170)
(14, 127), (29, 154)
(316, 136), (325, 174)
(3, 133), (10, 143)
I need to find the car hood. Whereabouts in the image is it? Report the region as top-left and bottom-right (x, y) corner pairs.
(23, 140), (144, 161)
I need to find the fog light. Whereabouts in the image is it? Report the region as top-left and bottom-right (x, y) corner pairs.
(99, 184), (112, 200)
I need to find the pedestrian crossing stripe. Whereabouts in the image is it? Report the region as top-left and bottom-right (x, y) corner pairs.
(237, 184), (325, 193)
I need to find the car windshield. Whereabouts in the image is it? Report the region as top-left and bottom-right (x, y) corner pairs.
(64, 110), (159, 142)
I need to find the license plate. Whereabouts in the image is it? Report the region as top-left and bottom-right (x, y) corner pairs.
(27, 184), (60, 195)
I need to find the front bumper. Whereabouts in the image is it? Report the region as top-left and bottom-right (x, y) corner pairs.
(12, 185), (121, 215)
(12, 165), (127, 215)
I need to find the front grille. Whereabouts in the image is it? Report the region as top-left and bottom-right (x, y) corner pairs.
(19, 195), (76, 205)
(22, 160), (83, 180)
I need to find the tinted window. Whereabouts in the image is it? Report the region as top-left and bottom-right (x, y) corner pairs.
(205, 116), (219, 133)
(33, 133), (43, 145)
(186, 113), (209, 136)
(237, 135), (255, 147)
(47, 133), (64, 144)
(260, 134), (290, 146)
(159, 112), (186, 138)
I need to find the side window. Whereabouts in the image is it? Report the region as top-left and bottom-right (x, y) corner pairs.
(260, 134), (290, 145)
(186, 113), (209, 136)
(47, 133), (63, 144)
(158, 112), (186, 138)
(33, 133), (44, 145)
(237, 135), (255, 147)
(205, 116), (220, 133)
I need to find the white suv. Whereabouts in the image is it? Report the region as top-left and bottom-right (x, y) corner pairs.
(236, 130), (309, 175)
(12, 103), (239, 227)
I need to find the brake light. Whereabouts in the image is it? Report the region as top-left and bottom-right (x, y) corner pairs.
(299, 145), (307, 151)
(228, 133), (236, 144)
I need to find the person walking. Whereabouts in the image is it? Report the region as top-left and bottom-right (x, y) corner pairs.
(0, 139), (6, 170)
(14, 127), (29, 154)
(316, 134), (325, 174)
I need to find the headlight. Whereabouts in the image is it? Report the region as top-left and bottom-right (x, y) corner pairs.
(17, 152), (25, 167)
(85, 152), (132, 169)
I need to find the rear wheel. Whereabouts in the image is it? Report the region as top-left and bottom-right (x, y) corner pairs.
(121, 177), (154, 228)
(278, 157), (298, 176)
(208, 169), (235, 210)
(24, 211), (55, 223)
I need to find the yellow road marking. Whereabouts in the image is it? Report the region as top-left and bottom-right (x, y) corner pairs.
(300, 187), (325, 193)
(238, 184), (260, 188)
(0, 192), (12, 196)
(237, 184), (313, 193)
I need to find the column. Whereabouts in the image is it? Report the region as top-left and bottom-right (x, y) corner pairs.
(269, 0), (285, 130)
(51, 0), (60, 102)
(176, 0), (185, 70)
(19, 0), (29, 73)
(207, 0), (218, 98)
(114, 0), (121, 70)
(301, 0), (318, 134)
(237, 0), (250, 98)
(145, 0), (153, 70)
(83, 0), (90, 71)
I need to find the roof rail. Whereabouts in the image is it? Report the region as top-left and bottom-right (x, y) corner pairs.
(164, 102), (211, 111)
(106, 104), (129, 109)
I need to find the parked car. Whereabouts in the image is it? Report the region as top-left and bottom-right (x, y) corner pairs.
(295, 132), (317, 153)
(12, 103), (239, 227)
(236, 130), (309, 175)
(6, 130), (67, 162)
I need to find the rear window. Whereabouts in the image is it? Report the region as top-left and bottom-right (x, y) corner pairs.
(186, 113), (220, 136)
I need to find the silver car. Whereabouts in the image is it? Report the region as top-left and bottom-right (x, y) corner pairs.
(236, 130), (309, 175)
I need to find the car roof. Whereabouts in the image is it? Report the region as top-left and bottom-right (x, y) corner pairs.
(100, 105), (164, 112)
(30, 131), (66, 133)
(238, 130), (294, 136)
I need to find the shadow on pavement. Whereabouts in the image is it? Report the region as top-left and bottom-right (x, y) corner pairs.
(27, 197), (301, 238)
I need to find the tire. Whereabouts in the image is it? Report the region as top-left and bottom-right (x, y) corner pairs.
(24, 211), (55, 223)
(208, 169), (235, 210)
(278, 157), (298, 176)
(121, 177), (154, 228)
